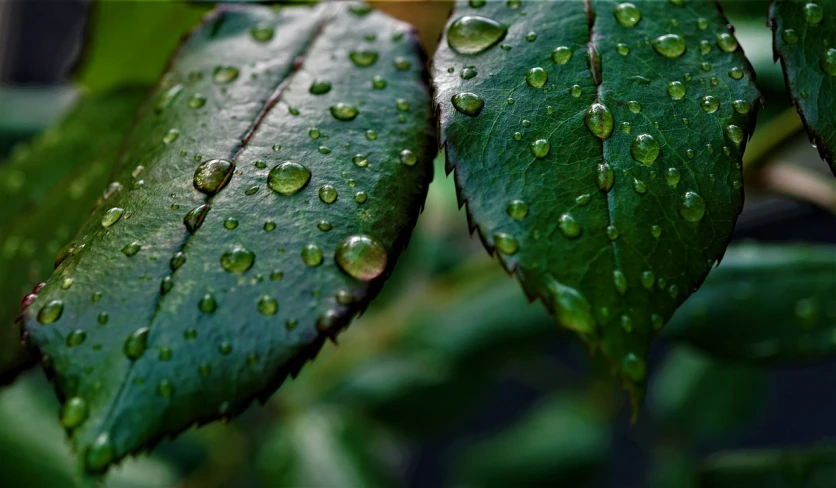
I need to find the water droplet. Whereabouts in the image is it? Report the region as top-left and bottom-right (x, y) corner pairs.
(570, 84), (582, 97)
(696, 17), (708, 30)
(549, 280), (595, 334)
(596, 162), (615, 192)
(823, 48), (836, 76)
(213, 66), (239, 84)
(101, 207), (124, 227)
(552, 46), (572, 64)
(250, 23), (274, 42)
(66, 329), (86, 347)
(733, 99), (751, 114)
(494, 233), (519, 255)
(257, 295), (278, 316)
(651, 224), (662, 238)
(529, 139), (551, 158)
(97, 312), (108, 324)
(60, 397), (88, 428)
(400, 149), (418, 166)
(184, 91), (206, 109)
(199, 293), (217, 313)
(156, 379), (173, 397)
(193, 159), (234, 195)
(667, 81), (686, 100)
(507, 0), (521, 8)
(606, 225), (619, 240)
(354, 191), (368, 203)
(38, 300), (64, 325)
(85, 433), (114, 472)
(526, 67), (548, 88)
(158, 347), (172, 361)
(446, 16), (508, 55)
(631, 134), (660, 165)
(622, 353), (646, 381)
(558, 213), (581, 238)
(220, 246), (255, 273)
(782, 28), (799, 44)
(633, 178), (647, 194)
(726, 124), (744, 144)
(329, 102), (358, 121)
(621, 314), (634, 332)
(576, 193), (591, 205)
(614, 3), (641, 28)
(641, 270), (655, 290)
(334, 235), (388, 281)
(804, 2), (823, 24)
(460, 66), (478, 80)
(183, 204), (210, 232)
(621, 121), (632, 133)
(728, 66), (744, 79)
(451, 92), (485, 117)
(716, 32), (738, 52)
(613, 270), (628, 295)
(652, 34), (686, 59)
(124, 327), (150, 360)
(679, 191), (706, 222)
(393, 56), (411, 70)
(585, 103), (614, 140)
(626, 100), (642, 114)
(616, 43), (630, 55)
(470, 0), (486, 7)
(120, 241), (141, 257)
(317, 220), (332, 232)
(267, 162), (311, 195)
(301, 244), (323, 267)
(318, 185), (338, 204)
(349, 50), (378, 67)
(665, 167), (681, 185)
(507, 200), (529, 220)
(308, 127), (321, 139)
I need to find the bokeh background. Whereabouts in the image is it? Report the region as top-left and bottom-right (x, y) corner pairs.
(0, 1), (834, 487)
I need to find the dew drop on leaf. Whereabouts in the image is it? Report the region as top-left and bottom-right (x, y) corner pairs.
(529, 139), (551, 158)
(783, 28), (799, 44)
(37, 299), (63, 324)
(507, 200), (529, 220)
(733, 100), (751, 114)
(596, 162), (615, 192)
(183, 204), (210, 232)
(804, 2), (824, 25)
(257, 295), (278, 316)
(613, 270), (628, 295)
(267, 162), (311, 195)
(652, 34), (686, 59)
(85, 433), (114, 472)
(700, 95), (720, 113)
(716, 32), (738, 53)
(667, 81), (686, 100)
(349, 50), (378, 67)
(188, 93), (206, 109)
(584, 103), (614, 140)
(526, 67), (548, 88)
(220, 246), (255, 273)
(330, 103), (358, 121)
(301, 244), (324, 267)
(446, 16), (508, 55)
(213, 66), (239, 84)
(665, 167), (681, 186)
(726, 125), (744, 144)
(622, 353), (646, 381)
(679, 191), (706, 222)
(451, 92), (485, 117)
(559, 213), (582, 238)
(493, 233), (519, 255)
(400, 149), (418, 166)
(631, 134), (660, 165)
(822, 48), (836, 76)
(199, 293), (217, 313)
(319, 185), (338, 203)
(60, 397), (88, 428)
(101, 207), (124, 227)
(66, 329), (86, 347)
(250, 23), (275, 42)
(193, 159), (234, 195)
(552, 46), (572, 64)
(335, 235), (388, 281)
(614, 3), (641, 28)
(123, 327), (150, 360)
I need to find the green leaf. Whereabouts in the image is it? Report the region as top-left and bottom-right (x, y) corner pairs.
(22, 3), (433, 473)
(432, 0), (759, 399)
(663, 244), (836, 363)
(75, 1), (211, 93)
(649, 346), (766, 442)
(454, 394), (609, 488)
(0, 88), (148, 385)
(701, 446), (836, 488)
(256, 407), (401, 488)
(769, 0), (836, 174)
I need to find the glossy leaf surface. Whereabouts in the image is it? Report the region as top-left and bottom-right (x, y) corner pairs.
(22, 3), (433, 473)
(0, 88), (147, 385)
(770, 0), (836, 174)
(664, 244), (836, 363)
(433, 0), (758, 398)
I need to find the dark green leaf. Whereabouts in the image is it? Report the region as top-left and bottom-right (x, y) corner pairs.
(0, 88), (147, 385)
(75, 1), (211, 93)
(22, 3), (433, 473)
(454, 394), (609, 488)
(256, 407), (401, 488)
(433, 0), (759, 399)
(701, 446), (836, 488)
(664, 244), (836, 363)
(649, 446), (699, 488)
(769, 0), (836, 174)
(649, 346), (766, 442)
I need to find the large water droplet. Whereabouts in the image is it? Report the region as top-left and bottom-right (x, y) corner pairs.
(451, 92), (485, 117)
(37, 299), (64, 324)
(652, 34), (686, 59)
(66, 329), (86, 347)
(193, 159), (234, 195)
(548, 280), (595, 334)
(631, 134), (660, 165)
(124, 327), (150, 360)
(60, 397), (88, 428)
(526, 67), (548, 88)
(330, 103), (358, 121)
(725, 124), (744, 144)
(584, 103), (614, 140)
(220, 246), (255, 273)
(529, 139), (551, 158)
(552, 46), (572, 64)
(716, 32), (738, 52)
(614, 3), (641, 28)
(446, 16), (508, 55)
(267, 162), (311, 195)
(101, 207), (124, 227)
(400, 149), (418, 166)
(319, 185), (337, 204)
(183, 204), (210, 232)
(349, 50), (378, 67)
(667, 81), (686, 100)
(559, 213), (581, 238)
(804, 2), (824, 24)
(301, 244), (323, 267)
(700, 96), (719, 113)
(596, 162), (615, 192)
(665, 167), (681, 186)
(85, 433), (114, 472)
(494, 233), (518, 255)
(335, 235), (388, 281)
(507, 200), (529, 220)
(679, 191), (706, 222)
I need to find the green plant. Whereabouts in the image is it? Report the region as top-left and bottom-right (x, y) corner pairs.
(0, 0), (834, 486)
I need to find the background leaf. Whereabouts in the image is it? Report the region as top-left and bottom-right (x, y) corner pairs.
(432, 0), (759, 398)
(769, 0), (836, 174)
(663, 244), (836, 363)
(22, 3), (434, 473)
(701, 446), (836, 488)
(0, 88), (147, 384)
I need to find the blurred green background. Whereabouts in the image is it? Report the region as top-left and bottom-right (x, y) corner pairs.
(0, 1), (834, 487)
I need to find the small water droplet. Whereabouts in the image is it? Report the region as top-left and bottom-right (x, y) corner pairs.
(124, 327), (150, 360)
(469, 0), (486, 7)
(621, 315), (634, 332)
(85, 433), (114, 472)
(570, 84), (582, 97)
(782, 28), (799, 44)
(621, 121), (632, 133)
(507, 200), (529, 220)
(400, 149), (418, 166)
(616, 43), (630, 55)
(559, 213), (582, 238)
(679, 191), (706, 222)
(121, 241), (141, 257)
(641, 271), (655, 290)
(493, 232), (519, 255)
(726, 124), (744, 144)
(317, 220), (332, 232)
(301, 244), (323, 267)
(652, 34), (686, 59)
(446, 16), (508, 55)
(804, 2), (823, 25)
(97, 312), (108, 324)
(733, 100), (751, 114)
(530, 139), (551, 158)
(309, 80), (331, 95)
(335, 235), (388, 281)
(822, 48), (836, 76)
(157, 379), (174, 397)
(267, 162), (311, 195)
(576, 193), (591, 205)
(354, 191), (368, 203)
(319, 185), (338, 204)
(257, 295), (278, 316)
(451, 92), (485, 117)
(460, 67), (478, 80)
(393, 56), (411, 70)
(651, 224), (662, 238)
(631, 134), (660, 165)
(728, 66), (744, 79)
(552, 46), (572, 64)
(193, 159), (234, 195)
(622, 353), (646, 381)
(614, 3), (641, 28)
(716, 32), (738, 53)
(250, 23), (274, 42)
(633, 178), (647, 194)
(183, 204), (210, 232)
(667, 81), (686, 100)
(585, 103), (614, 140)
(349, 50), (378, 67)
(596, 162), (615, 192)
(220, 246), (255, 273)
(101, 207), (124, 227)
(213, 66), (239, 84)
(330, 103), (358, 121)
(526, 67), (548, 88)
(613, 270), (627, 295)
(60, 397), (88, 428)
(696, 17), (708, 29)
(199, 293), (217, 313)
(606, 225), (619, 240)
(665, 167), (681, 185)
